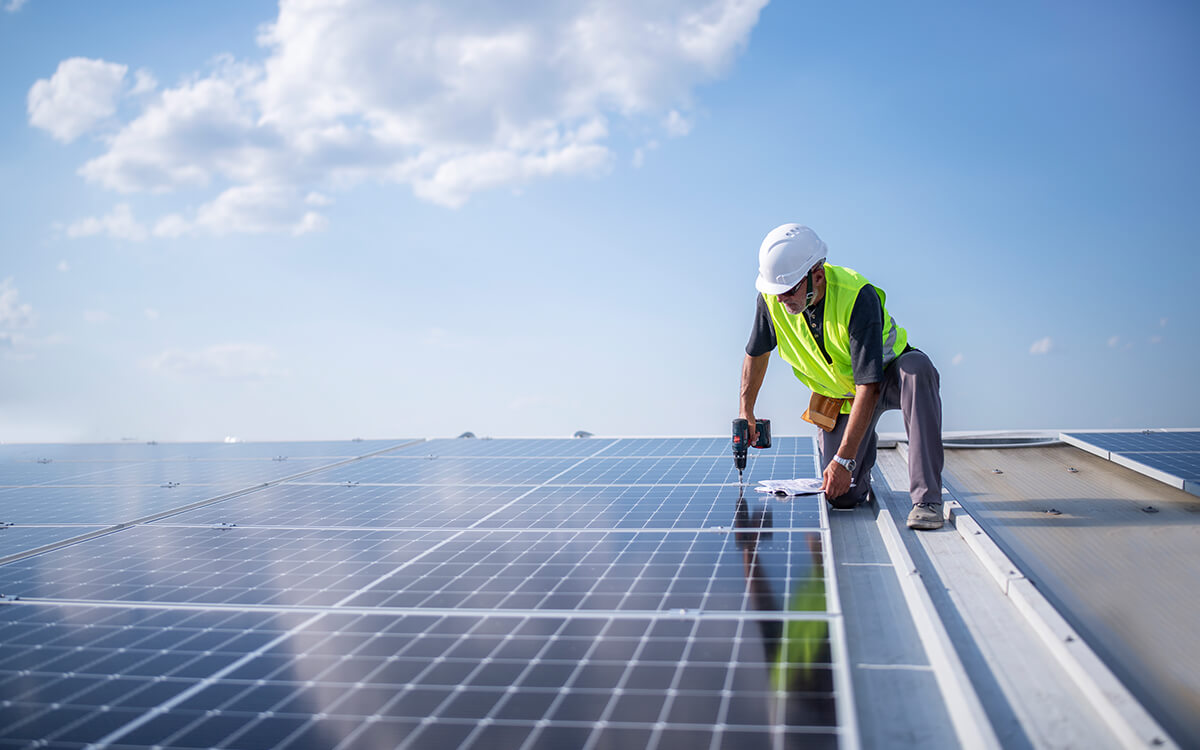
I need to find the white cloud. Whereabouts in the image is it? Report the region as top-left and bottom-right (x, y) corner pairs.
(144, 308), (160, 320)
(57, 260), (70, 272)
(147, 343), (287, 381)
(130, 69), (158, 96)
(78, 57), (270, 194)
(1160, 317), (1168, 327)
(153, 184), (328, 237)
(44, 0), (765, 230)
(0, 279), (35, 359)
(1107, 335), (1119, 348)
(83, 310), (111, 325)
(5, 0), (29, 13)
(28, 58), (129, 142)
(951, 353), (964, 366)
(664, 110), (692, 137)
(1029, 336), (1053, 355)
(1149, 335), (1162, 344)
(66, 203), (148, 241)
(0, 278), (35, 330)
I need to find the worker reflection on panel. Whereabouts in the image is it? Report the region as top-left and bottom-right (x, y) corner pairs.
(733, 489), (835, 728)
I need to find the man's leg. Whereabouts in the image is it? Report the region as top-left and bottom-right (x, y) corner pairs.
(876, 349), (944, 529)
(818, 410), (881, 509)
(896, 351), (944, 506)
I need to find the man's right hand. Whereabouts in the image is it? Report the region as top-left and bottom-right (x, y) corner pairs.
(741, 414), (758, 446)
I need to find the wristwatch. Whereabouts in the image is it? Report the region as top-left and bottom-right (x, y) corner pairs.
(832, 455), (856, 473)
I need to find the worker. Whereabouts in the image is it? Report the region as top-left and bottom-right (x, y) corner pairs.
(739, 224), (944, 530)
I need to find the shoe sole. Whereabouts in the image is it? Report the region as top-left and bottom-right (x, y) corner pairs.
(907, 518), (944, 530)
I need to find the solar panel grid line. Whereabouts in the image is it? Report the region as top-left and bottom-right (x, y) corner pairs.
(450, 617), (627, 750)
(0, 440), (426, 566)
(2, 598), (843, 622)
(83, 524), (471, 747)
(88, 611), (333, 749)
(1, 437), (841, 747)
(815, 451), (860, 750)
(464, 440), (624, 530)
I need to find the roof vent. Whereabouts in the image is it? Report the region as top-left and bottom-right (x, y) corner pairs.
(573, 431), (594, 439)
(457, 431), (476, 439)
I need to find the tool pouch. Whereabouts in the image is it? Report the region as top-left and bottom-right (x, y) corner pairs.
(802, 393), (845, 433)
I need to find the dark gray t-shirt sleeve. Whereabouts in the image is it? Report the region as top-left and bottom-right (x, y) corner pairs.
(745, 294), (776, 356)
(848, 285), (884, 385)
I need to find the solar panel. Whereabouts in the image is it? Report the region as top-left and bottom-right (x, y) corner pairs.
(0, 436), (849, 748)
(1062, 430), (1200, 494)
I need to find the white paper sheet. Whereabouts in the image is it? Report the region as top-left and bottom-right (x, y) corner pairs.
(755, 478), (825, 496)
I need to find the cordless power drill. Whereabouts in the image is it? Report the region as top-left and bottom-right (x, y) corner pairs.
(732, 418), (771, 484)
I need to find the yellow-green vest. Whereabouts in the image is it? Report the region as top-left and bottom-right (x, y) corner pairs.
(763, 264), (908, 414)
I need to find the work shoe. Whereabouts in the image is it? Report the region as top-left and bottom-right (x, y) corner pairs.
(906, 502), (944, 530)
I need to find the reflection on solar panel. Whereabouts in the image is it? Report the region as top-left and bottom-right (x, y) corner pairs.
(0, 436), (849, 748)
(1062, 430), (1200, 495)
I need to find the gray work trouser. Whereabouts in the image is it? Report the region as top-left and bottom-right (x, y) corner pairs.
(818, 349), (944, 507)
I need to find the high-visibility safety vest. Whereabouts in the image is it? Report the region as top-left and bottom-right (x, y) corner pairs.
(763, 264), (908, 414)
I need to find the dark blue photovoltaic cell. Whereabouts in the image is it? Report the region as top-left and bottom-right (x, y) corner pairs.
(0, 526), (823, 616)
(344, 530), (824, 614)
(0, 606), (836, 750)
(1119, 452), (1200, 482)
(158, 484), (533, 528)
(0, 458), (338, 488)
(600, 436), (816, 458)
(383, 438), (618, 458)
(0, 435), (843, 749)
(176, 439), (410, 459)
(305, 456), (594, 485)
(0, 485), (247, 524)
(0, 527), (108, 559)
(549, 453), (816, 486)
(0, 443), (190, 463)
(1065, 431), (1200, 453)
(0, 604), (292, 748)
(0, 526), (450, 607)
(472, 484), (822, 530)
(1065, 431), (1200, 483)
(0, 461), (146, 487)
(382, 436), (816, 459)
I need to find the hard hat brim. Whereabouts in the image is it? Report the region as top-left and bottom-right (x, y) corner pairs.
(755, 273), (798, 296)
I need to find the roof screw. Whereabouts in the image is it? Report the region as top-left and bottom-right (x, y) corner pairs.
(1142, 506), (1159, 514)
(992, 469), (1003, 474)
(1044, 508), (1062, 515)
(36, 458), (52, 464)
(1066, 467), (1079, 473)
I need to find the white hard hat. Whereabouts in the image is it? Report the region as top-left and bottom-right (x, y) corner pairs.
(755, 223), (827, 295)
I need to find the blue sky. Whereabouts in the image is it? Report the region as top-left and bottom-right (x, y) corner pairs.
(2, 0), (1198, 443)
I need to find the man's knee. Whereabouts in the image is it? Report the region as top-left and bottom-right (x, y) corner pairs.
(899, 350), (939, 387)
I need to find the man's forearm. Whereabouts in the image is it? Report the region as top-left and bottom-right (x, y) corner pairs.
(837, 382), (881, 458)
(739, 353), (770, 416)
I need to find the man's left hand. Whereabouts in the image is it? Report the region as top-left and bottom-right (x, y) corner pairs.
(822, 459), (852, 499)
